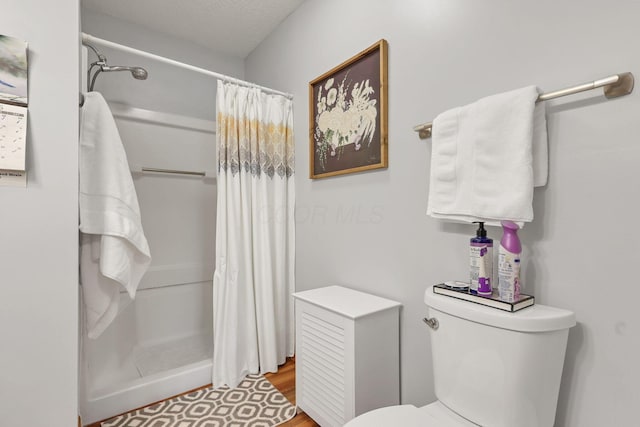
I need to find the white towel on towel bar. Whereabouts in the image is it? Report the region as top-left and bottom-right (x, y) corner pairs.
(427, 85), (548, 226)
(79, 92), (151, 339)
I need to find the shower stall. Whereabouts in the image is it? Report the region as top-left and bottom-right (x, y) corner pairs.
(79, 35), (219, 424)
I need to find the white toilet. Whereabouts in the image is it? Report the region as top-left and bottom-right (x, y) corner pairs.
(345, 285), (576, 427)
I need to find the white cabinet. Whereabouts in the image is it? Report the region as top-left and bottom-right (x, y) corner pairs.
(293, 286), (401, 427)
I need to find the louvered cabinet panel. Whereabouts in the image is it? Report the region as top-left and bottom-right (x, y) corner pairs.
(293, 286), (401, 427)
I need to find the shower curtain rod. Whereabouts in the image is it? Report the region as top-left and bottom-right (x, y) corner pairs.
(81, 33), (293, 99)
(412, 72), (634, 139)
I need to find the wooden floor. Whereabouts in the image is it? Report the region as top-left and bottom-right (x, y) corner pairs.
(265, 358), (319, 427)
(85, 357), (319, 427)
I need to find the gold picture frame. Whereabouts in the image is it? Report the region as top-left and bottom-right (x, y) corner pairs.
(309, 39), (388, 179)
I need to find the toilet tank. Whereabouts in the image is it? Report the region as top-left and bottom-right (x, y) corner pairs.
(424, 285), (575, 427)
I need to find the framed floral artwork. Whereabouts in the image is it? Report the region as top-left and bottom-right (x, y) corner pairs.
(309, 39), (388, 179)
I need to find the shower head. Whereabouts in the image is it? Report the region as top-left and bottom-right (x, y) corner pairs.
(88, 64), (149, 91)
(85, 40), (149, 91)
(130, 67), (148, 80)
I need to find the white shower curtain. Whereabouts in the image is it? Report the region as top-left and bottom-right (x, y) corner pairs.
(212, 81), (295, 388)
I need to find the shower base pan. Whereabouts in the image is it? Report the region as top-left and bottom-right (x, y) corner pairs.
(82, 333), (212, 425)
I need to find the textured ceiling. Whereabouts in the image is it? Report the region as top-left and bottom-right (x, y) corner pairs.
(81, 0), (306, 58)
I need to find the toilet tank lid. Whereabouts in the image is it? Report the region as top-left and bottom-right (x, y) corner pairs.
(424, 286), (576, 332)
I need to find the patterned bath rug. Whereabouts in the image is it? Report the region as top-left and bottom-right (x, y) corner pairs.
(101, 375), (296, 427)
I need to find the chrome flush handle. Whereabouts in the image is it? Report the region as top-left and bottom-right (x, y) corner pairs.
(423, 317), (439, 330)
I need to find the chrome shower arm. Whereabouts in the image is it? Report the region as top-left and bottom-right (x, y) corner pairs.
(85, 43), (106, 63)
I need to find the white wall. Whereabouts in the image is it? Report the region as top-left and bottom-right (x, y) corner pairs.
(246, 1), (640, 426)
(0, 1), (79, 426)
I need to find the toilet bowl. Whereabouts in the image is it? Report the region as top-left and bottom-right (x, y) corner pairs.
(345, 401), (477, 426)
(345, 285), (575, 427)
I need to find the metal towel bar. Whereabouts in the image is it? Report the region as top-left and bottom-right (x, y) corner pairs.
(413, 72), (634, 139)
(130, 166), (216, 178)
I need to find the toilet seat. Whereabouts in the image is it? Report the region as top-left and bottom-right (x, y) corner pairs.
(343, 404), (434, 427)
(344, 401), (477, 427)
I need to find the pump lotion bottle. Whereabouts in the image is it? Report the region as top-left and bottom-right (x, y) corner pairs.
(470, 222), (493, 295)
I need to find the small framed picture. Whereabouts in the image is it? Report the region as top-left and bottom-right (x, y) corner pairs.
(309, 39), (388, 179)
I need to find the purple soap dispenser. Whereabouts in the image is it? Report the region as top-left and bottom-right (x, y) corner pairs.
(470, 222), (493, 295)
